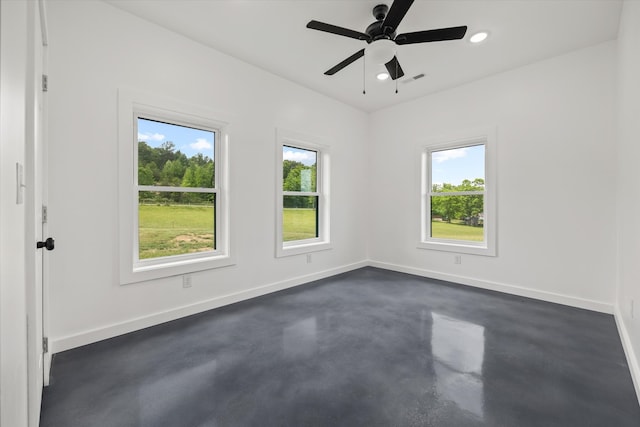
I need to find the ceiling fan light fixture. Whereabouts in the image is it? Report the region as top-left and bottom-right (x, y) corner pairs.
(376, 72), (390, 81)
(366, 39), (396, 65)
(470, 31), (489, 44)
(307, 1), (468, 82)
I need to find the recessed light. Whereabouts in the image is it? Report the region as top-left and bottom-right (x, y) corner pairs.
(470, 31), (489, 44)
(376, 72), (390, 81)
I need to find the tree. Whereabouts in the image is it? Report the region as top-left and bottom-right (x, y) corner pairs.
(181, 166), (197, 188)
(195, 162), (214, 188)
(283, 160), (303, 184)
(283, 166), (302, 192)
(137, 138), (216, 205)
(190, 153), (211, 167)
(282, 163), (317, 208)
(431, 179), (484, 224)
(138, 165), (155, 185)
(138, 141), (158, 166)
(157, 141), (176, 166)
(283, 164), (316, 192)
(161, 159), (186, 186)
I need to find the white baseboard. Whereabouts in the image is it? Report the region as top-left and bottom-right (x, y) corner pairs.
(368, 260), (614, 314)
(50, 260), (368, 354)
(50, 259), (615, 357)
(614, 306), (640, 405)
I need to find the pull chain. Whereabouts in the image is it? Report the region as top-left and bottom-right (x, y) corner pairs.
(395, 60), (399, 94)
(362, 55), (366, 95)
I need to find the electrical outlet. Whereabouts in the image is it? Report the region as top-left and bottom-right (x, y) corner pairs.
(182, 274), (192, 288)
(454, 255), (462, 264)
(306, 254), (312, 264)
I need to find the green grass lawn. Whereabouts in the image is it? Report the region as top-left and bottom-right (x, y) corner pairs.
(283, 208), (317, 241)
(138, 205), (483, 259)
(139, 206), (482, 259)
(138, 204), (214, 259)
(139, 205), (318, 259)
(431, 220), (484, 242)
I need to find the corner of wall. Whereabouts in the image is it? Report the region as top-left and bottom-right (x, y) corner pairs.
(615, 0), (640, 406)
(614, 307), (640, 405)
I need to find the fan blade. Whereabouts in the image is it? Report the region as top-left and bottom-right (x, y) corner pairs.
(382, 0), (414, 33)
(385, 56), (405, 80)
(307, 20), (370, 41)
(324, 49), (365, 75)
(395, 26), (467, 45)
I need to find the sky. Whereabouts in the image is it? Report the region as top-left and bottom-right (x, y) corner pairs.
(283, 145), (317, 166)
(431, 144), (484, 186)
(137, 118), (479, 181)
(137, 118), (214, 159)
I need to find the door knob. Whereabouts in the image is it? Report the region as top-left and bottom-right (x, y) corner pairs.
(37, 237), (54, 251)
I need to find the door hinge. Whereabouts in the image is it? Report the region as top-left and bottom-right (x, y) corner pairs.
(42, 74), (48, 92)
(42, 205), (48, 224)
(43, 337), (48, 353)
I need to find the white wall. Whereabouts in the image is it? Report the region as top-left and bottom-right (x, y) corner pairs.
(0, 0), (29, 425)
(369, 41), (618, 312)
(46, 0), (369, 351)
(615, 0), (640, 396)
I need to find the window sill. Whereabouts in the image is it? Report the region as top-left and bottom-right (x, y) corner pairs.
(276, 240), (332, 258)
(121, 254), (235, 285)
(417, 240), (496, 257)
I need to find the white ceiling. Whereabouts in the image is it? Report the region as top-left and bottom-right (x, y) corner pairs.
(103, 0), (622, 112)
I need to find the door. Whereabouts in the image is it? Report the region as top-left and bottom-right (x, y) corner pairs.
(26, 1), (49, 425)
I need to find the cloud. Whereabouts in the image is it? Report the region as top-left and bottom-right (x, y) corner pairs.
(138, 132), (165, 142)
(432, 147), (468, 163)
(190, 138), (213, 152)
(283, 149), (316, 165)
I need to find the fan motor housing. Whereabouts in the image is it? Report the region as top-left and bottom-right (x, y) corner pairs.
(367, 4), (396, 42)
(366, 22), (396, 42)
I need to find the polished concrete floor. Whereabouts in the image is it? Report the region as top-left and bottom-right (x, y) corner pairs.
(41, 267), (640, 426)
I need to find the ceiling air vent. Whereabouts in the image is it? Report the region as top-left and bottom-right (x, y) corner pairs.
(402, 73), (425, 84)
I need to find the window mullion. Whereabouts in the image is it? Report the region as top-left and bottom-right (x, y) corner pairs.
(429, 190), (484, 197)
(138, 185), (216, 194)
(283, 191), (318, 197)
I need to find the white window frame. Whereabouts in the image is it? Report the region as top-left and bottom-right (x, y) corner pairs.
(418, 128), (497, 257)
(118, 89), (234, 285)
(276, 128), (331, 258)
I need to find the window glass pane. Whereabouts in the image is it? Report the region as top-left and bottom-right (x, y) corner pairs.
(283, 196), (318, 242)
(138, 192), (215, 259)
(282, 146), (317, 192)
(138, 118), (215, 188)
(431, 144), (484, 191)
(430, 195), (484, 242)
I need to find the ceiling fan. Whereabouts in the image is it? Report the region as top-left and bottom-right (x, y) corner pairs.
(306, 0), (467, 81)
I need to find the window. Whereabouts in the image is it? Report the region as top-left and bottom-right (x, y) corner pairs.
(276, 129), (330, 257)
(118, 90), (233, 284)
(282, 145), (319, 241)
(419, 129), (496, 256)
(136, 118), (217, 260)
